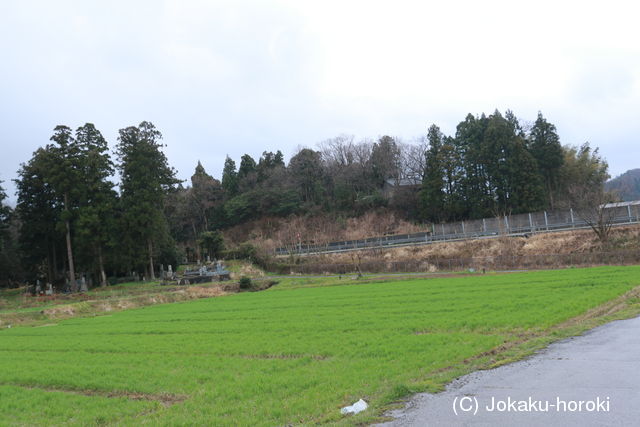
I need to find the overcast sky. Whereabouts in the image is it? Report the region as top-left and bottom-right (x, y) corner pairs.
(1, 0), (639, 203)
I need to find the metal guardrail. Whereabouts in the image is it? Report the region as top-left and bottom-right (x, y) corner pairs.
(275, 204), (640, 256)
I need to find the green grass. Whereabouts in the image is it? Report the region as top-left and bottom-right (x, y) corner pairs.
(1, 266), (640, 425)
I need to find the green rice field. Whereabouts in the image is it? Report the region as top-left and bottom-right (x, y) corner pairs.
(1, 266), (640, 425)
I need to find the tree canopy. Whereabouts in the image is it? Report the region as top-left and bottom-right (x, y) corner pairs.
(6, 110), (615, 288)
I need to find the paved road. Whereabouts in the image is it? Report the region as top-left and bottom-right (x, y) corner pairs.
(377, 316), (640, 426)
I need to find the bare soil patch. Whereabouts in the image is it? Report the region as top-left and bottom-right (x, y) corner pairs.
(3, 383), (187, 407)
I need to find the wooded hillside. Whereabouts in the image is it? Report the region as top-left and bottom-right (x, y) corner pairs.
(0, 110), (614, 287)
(606, 169), (640, 201)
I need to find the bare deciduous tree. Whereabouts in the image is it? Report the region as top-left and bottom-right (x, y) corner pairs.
(399, 137), (427, 180)
(568, 185), (617, 243)
(318, 134), (355, 167)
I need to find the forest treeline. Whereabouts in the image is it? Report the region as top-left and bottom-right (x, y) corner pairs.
(0, 110), (611, 288)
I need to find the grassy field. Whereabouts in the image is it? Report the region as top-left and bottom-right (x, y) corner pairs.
(1, 266), (640, 425)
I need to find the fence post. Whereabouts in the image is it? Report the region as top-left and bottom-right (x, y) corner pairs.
(528, 213), (533, 232)
(461, 221), (466, 235)
(628, 205), (633, 223)
(483, 218), (486, 233)
(544, 211), (549, 230)
(504, 216), (509, 233)
(570, 208), (575, 228)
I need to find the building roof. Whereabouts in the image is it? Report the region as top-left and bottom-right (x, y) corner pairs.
(602, 200), (640, 208)
(384, 177), (421, 187)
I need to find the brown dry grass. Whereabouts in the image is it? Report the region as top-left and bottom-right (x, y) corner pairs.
(222, 209), (423, 251)
(300, 225), (640, 265)
(230, 263), (265, 280)
(182, 286), (227, 298)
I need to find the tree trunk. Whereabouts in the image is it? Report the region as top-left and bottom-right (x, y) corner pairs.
(64, 193), (77, 292)
(192, 221), (201, 263)
(547, 179), (555, 210)
(148, 239), (155, 280)
(52, 239), (57, 281)
(46, 237), (54, 284)
(97, 245), (107, 287)
(203, 213), (209, 232)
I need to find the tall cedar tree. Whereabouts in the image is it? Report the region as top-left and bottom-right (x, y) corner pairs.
(483, 111), (544, 215)
(15, 148), (62, 283)
(74, 123), (116, 286)
(529, 112), (564, 209)
(0, 181), (14, 286)
(45, 126), (82, 290)
(440, 136), (463, 218)
(0, 181), (10, 250)
(190, 161), (221, 232)
(420, 125), (446, 222)
(257, 150), (284, 182)
(455, 114), (493, 218)
(505, 139), (545, 213)
(238, 154), (257, 179)
(116, 122), (179, 280)
(483, 111), (514, 212)
(187, 162), (223, 260)
(221, 156), (239, 197)
(288, 149), (325, 204)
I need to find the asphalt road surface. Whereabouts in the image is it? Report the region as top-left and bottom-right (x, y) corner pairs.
(377, 315), (640, 426)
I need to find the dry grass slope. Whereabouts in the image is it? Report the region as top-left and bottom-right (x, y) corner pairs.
(300, 225), (640, 266)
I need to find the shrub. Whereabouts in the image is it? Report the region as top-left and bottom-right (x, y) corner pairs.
(239, 276), (252, 289)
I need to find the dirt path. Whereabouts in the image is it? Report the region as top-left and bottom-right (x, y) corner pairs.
(377, 315), (640, 426)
